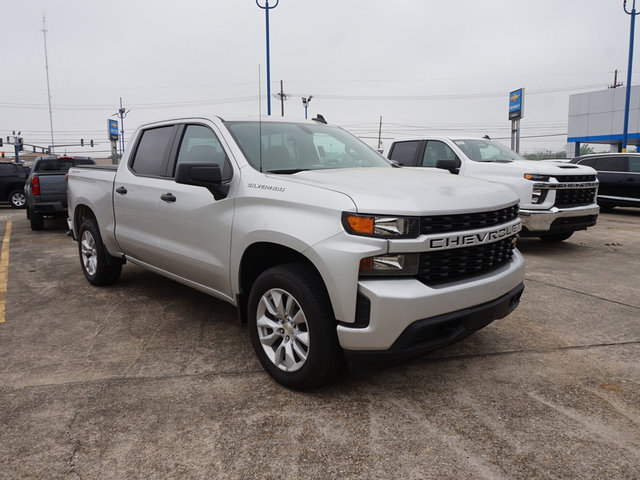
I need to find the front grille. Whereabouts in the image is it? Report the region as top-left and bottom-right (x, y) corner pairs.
(420, 204), (519, 235)
(555, 175), (597, 183)
(417, 236), (516, 285)
(555, 188), (597, 208)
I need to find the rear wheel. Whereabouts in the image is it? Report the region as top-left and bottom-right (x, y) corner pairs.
(9, 190), (26, 209)
(539, 232), (573, 242)
(248, 263), (344, 390)
(30, 213), (44, 231)
(78, 218), (122, 286)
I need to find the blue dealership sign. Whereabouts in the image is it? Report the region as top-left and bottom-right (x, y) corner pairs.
(109, 119), (119, 141)
(509, 88), (524, 120)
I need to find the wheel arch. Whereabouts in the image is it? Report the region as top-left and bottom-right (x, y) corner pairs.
(5, 182), (26, 197)
(236, 242), (333, 324)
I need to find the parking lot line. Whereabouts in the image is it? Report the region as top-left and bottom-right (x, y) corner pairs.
(0, 221), (12, 323)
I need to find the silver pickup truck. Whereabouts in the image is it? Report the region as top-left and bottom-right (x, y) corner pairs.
(67, 116), (525, 390)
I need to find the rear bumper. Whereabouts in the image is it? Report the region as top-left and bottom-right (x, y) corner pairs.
(30, 201), (67, 215)
(344, 282), (524, 363)
(519, 203), (599, 233)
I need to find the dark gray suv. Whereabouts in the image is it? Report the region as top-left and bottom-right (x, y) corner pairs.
(571, 153), (640, 209)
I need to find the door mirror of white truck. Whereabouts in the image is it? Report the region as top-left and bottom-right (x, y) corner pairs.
(175, 163), (228, 200)
(435, 159), (461, 174)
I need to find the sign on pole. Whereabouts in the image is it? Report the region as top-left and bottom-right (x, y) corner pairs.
(508, 88), (525, 120)
(109, 119), (119, 141)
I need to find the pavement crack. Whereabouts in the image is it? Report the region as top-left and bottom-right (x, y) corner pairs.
(121, 304), (171, 378)
(524, 277), (640, 310)
(65, 382), (108, 480)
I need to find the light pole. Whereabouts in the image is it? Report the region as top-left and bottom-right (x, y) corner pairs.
(256, 0), (279, 116)
(302, 95), (313, 119)
(622, 0), (639, 152)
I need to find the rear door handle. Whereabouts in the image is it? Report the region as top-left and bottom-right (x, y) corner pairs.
(115, 186), (127, 195)
(160, 193), (176, 203)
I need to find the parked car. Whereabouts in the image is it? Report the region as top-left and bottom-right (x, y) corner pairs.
(570, 153), (640, 209)
(25, 155), (96, 230)
(0, 162), (30, 209)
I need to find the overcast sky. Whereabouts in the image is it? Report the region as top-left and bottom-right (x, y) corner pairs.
(1, 0), (637, 157)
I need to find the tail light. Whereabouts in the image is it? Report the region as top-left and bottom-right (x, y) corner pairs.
(32, 176), (40, 195)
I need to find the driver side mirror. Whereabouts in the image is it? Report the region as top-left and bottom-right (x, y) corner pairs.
(175, 162), (229, 200)
(435, 159), (461, 174)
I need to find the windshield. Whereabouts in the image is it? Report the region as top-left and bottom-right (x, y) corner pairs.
(453, 139), (524, 162)
(225, 121), (391, 172)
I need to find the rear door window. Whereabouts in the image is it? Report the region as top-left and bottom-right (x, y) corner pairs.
(593, 157), (626, 172)
(130, 126), (177, 177)
(389, 141), (420, 165)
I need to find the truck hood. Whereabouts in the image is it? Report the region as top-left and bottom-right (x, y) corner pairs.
(277, 167), (519, 215)
(502, 159), (596, 176)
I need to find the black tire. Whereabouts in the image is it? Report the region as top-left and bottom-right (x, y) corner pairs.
(539, 232), (573, 242)
(248, 263), (344, 391)
(26, 207), (31, 220)
(30, 213), (44, 231)
(78, 217), (122, 286)
(8, 190), (26, 209)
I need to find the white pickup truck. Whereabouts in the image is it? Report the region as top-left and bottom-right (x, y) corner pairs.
(67, 116), (525, 390)
(385, 137), (600, 242)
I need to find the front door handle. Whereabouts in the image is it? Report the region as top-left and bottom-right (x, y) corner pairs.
(115, 186), (127, 195)
(160, 193), (177, 203)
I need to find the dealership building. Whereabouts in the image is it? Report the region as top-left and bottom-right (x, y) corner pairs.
(567, 86), (640, 155)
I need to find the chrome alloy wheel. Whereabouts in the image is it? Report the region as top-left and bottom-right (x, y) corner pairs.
(80, 230), (98, 276)
(11, 192), (26, 207)
(256, 288), (310, 372)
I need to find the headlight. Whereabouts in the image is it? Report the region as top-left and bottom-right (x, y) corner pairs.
(359, 254), (419, 276)
(524, 173), (550, 181)
(342, 213), (420, 238)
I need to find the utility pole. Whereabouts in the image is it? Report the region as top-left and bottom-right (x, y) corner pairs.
(256, 0), (279, 115)
(609, 69), (623, 88)
(377, 116), (383, 150)
(114, 97), (130, 160)
(276, 80), (289, 116)
(42, 14), (55, 154)
(622, 0), (639, 152)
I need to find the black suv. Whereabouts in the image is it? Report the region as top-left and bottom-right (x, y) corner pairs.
(571, 154), (640, 208)
(0, 162), (30, 208)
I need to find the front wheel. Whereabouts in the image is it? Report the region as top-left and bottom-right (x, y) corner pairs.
(78, 218), (122, 286)
(9, 190), (26, 209)
(248, 263), (344, 390)
(539, 232), (573, 242)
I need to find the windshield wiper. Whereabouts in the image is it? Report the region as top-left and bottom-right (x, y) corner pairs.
(265, 169), (309, 174)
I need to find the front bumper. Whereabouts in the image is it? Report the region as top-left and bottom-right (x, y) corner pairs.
(337, 249), (525, 353)
(519, 203), (599, 233)
(343, 282), (524, 363)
